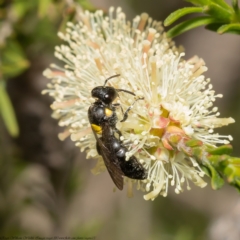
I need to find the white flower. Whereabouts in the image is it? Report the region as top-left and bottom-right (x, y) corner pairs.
(42, 7), (234, 200)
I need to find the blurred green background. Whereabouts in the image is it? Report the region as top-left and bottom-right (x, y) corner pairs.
(0, 0), (240, 239)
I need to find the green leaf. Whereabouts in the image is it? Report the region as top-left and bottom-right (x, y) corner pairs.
(208, 154), (229, 168)
(205, 22), (225, 31)
(164, 7), (203, 26)
(58, 10), (74, 33)
(185, 139), (203, 147)
(207, 145), (233, 155)
(223, 159), (240, 185)
(186, 0), (232, 10)
(232, 0), (239, 12)
(0, 81), (19, 137)
(166, 16), (217, 38)
(191, 146), (204, 161)
(203, 3), (233, 21)
(0, 40), (29, 79)
(232, 177), (240, 191)
(204, 161), (224, 190)
(217, 23), (240, 34)
(38, 0), (52, 18)
(76, 0), (96, 11)
(210, 0), (233, 11)
(12, 0), (35, 19)
(226, 157), (240, 165)
(185, 0), (209, 6)
(232, 0), (239, 8)
(200, 165), (211, 177)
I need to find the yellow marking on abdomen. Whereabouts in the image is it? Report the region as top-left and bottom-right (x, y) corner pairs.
(105, 108), (113, 117)
(91, 124), (102, 134)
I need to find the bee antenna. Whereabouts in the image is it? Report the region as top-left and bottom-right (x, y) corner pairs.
(103, 74), (120, 87)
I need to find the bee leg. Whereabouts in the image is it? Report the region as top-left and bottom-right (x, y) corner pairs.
(120, 97), (144, 122)
(112, 127), (122, 138)
(112, 103), (125, 121)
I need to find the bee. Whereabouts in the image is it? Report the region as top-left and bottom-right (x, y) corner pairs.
(88, 74), (147, 190)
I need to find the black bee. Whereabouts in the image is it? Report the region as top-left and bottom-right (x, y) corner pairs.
(88, 74), (147, 190)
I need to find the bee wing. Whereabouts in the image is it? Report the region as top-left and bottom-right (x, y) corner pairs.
(92, 127), (124, 190)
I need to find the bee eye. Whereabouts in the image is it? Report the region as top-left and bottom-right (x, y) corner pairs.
(104, 94), (109, 99)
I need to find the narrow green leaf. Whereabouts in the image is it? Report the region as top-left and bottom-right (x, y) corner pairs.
(185, 0), (209, 6)
(191, 146), (204, 161)
(232, 0), (239, 12)
(223, 164), (235, 178)
(185, 139), (203, 147)
(76, 0), (96, 11)
(227, 157), (240, 165)
(207, 145), (233, 155)
(233, 179), (240, 192)
(58, 11), (73, 33)
(0, 40), (29, 79)
(232, 0), (239, 8)
(166, 16), (217, 38)
(204, 161), (224, 189)
(211, 0), (233, 11)
(38, 0), (52, 18)
(203, 3), (233, 21)
(208, 155), (229, 169)
(214, 156), (240, 192)
(205, 22), (225, 31)
(0, 81), (19, 137)
(200, 165), (211, 177)
(12, 0), (35, 19)
(217, 23), (240, 34)
(186, 1), (233, 12)
(223, 161), (240, 188)
(164, 7), (203, 26)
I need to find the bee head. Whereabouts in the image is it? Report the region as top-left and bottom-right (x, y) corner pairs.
(91, 86), (118, 104)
